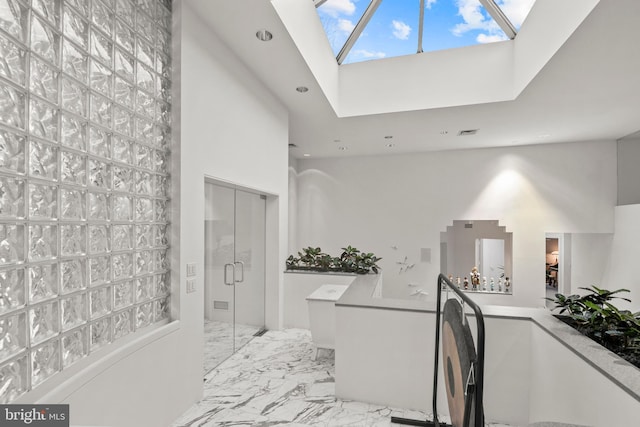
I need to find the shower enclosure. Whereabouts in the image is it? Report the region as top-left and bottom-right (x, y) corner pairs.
(203, 181), (266, 373)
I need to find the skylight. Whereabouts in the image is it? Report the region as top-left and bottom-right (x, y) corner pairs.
(315, 0), (537, 64)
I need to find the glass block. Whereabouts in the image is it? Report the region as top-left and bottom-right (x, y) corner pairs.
(136, 62), (154, 94)
(90, 93), (112, 127)
(89, 286), (111, 319)
(62, 327), (86, 367)
(135, 197), (152, 222)
(88, 158), (110, 189)
(136, 9), (154, 42)
(90, 316), (110, 349)
(89, 256), (110, 286)
(155, 272), (169, 296)
(115, 0), (135, 27)
(0, 33), (27, 86)
(112, 165), (133, 192)
(29, 301), (59, 344)
(135, 301), (152, 329)
(135, 170), (152, 195)
(135, 250), (152, 275)
(32, 0), (62, 29)
(154, 198), (167, 222)
(28, 224), (57, 261)
(30, 56), (59, 102)
(113, 280), (132, 310)
(0, 81), (26, 130)
(112, 308), (132, 339)
(63, 5), (89, 49)
(60, 224), (86, 256)
(135, 224), (151, 249)
(0, 310), (26, 360)
(0, 128), (25, 174)
(112, 253), (132, 281)
(153, 149), (167, 173)
(154, 249), (168, 271)
(153, 224), (167, 247)
(0, 176), (24, 219)
(135, 275), (153, 302)
(154, 174), (168, 198)
(90, 59), (113, 97)
(111, 194), (131, 221)
(114, 47), (134, 84)
(31, 338), (60, 386)
(28, 182), (56, 219)
(92, 0), (114, 36)
(60, 150), (87, 185)
(0, 268), (25, 313)
(0, 0), (29, 43)
(113, 105), (132, 136)
(61, 76), (88, 117)
(114, 76), (134, 109)
(66, 0), (88, 16)
(61, 292), (86, 331)
(60, 187), (85, 220)
(88, 191), (109, 220)
(89, 125), (111, 158)
(156, 52), (170, 80)
(154, 296), (169, 321)
(158, 3), (171, 30)
(89, 225), (109, 254)
(0, 355), (27, 403)
(28, 263), (57, 302)
(31, 14), (61, 66)
(111, 224), (131, 251)
(61, 112), (87, 150)
(29, 139), (57, 180)
(62, 38), (88, 83)
(157, 77), (170, 104)
(112, 135), (132, 164)
(91, 29), (113, 66)
(156, 100), (170, 126)
(137, 0), (156, 20)
(29, 98), (59, 142)
(60, 259), (85, 294)
(0, 224), (24, 265)
(135, 88), (154, 119)
(135, 142), (151, 170)
(156, 27), (170, 56)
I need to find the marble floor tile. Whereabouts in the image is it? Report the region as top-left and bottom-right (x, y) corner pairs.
(203, 320), (261, 374)
(174, 328), (517, 427)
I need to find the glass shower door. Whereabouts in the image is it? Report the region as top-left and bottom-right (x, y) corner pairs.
(203, 182), (265, 374)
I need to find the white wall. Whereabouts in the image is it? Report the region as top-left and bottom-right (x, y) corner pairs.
(295, 141), (617, 308)
(617, 137), (640, 205)
(34, 3), (290, 426)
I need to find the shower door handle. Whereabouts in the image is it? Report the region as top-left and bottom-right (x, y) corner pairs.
(234, 261), (244, 283)
(223, 263), (235, 286)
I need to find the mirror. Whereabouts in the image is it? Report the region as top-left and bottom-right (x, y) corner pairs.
(440, 220), (513, 293)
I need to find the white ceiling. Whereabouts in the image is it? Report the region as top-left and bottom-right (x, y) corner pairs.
(188, 0), (640, 159)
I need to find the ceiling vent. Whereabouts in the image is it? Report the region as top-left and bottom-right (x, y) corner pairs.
(457, 129), (478, 136)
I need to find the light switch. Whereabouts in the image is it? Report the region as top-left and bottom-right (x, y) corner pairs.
(186, 262), (196, 277)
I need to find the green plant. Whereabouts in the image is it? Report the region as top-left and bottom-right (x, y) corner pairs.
(286, 245), (381, 274)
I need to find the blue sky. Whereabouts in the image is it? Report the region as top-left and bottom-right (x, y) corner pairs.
(317, 0), (536, 64)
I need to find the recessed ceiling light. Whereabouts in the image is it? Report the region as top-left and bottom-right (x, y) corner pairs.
(537, 133), (551, 139)
(303, 153), (311, 157)
(338, 146), (348, 151)
(296, 86), (309, 93)
(384, 135), (393, 139)
(256, 29), (273, 41)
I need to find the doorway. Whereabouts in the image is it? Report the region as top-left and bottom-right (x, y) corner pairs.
(204, 181), (266, 374)
(545, 236), (560, 308)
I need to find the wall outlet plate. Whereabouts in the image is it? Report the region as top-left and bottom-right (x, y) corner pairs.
(186, 263), (196, 277)
(186, 278), (196, 293)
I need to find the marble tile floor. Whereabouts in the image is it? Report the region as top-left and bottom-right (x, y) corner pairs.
(203, 320), (262, 374)
(174, 328), (515, 427)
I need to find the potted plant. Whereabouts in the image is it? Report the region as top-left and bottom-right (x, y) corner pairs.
(286, 245), (381, 275)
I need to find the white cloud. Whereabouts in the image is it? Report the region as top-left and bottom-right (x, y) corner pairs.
(320, 0), (357, 18)
(451, 0), (508, 42)
(392, 20), (411, 40)
(426, 0), (437, 9)
(337, 18), (355, 35)
(477, 33), (508, 43)
(352, 49), (386, 59)
(497, 0), (536, 27)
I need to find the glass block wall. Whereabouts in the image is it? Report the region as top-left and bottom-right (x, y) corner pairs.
(0, 0), (172, 403)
